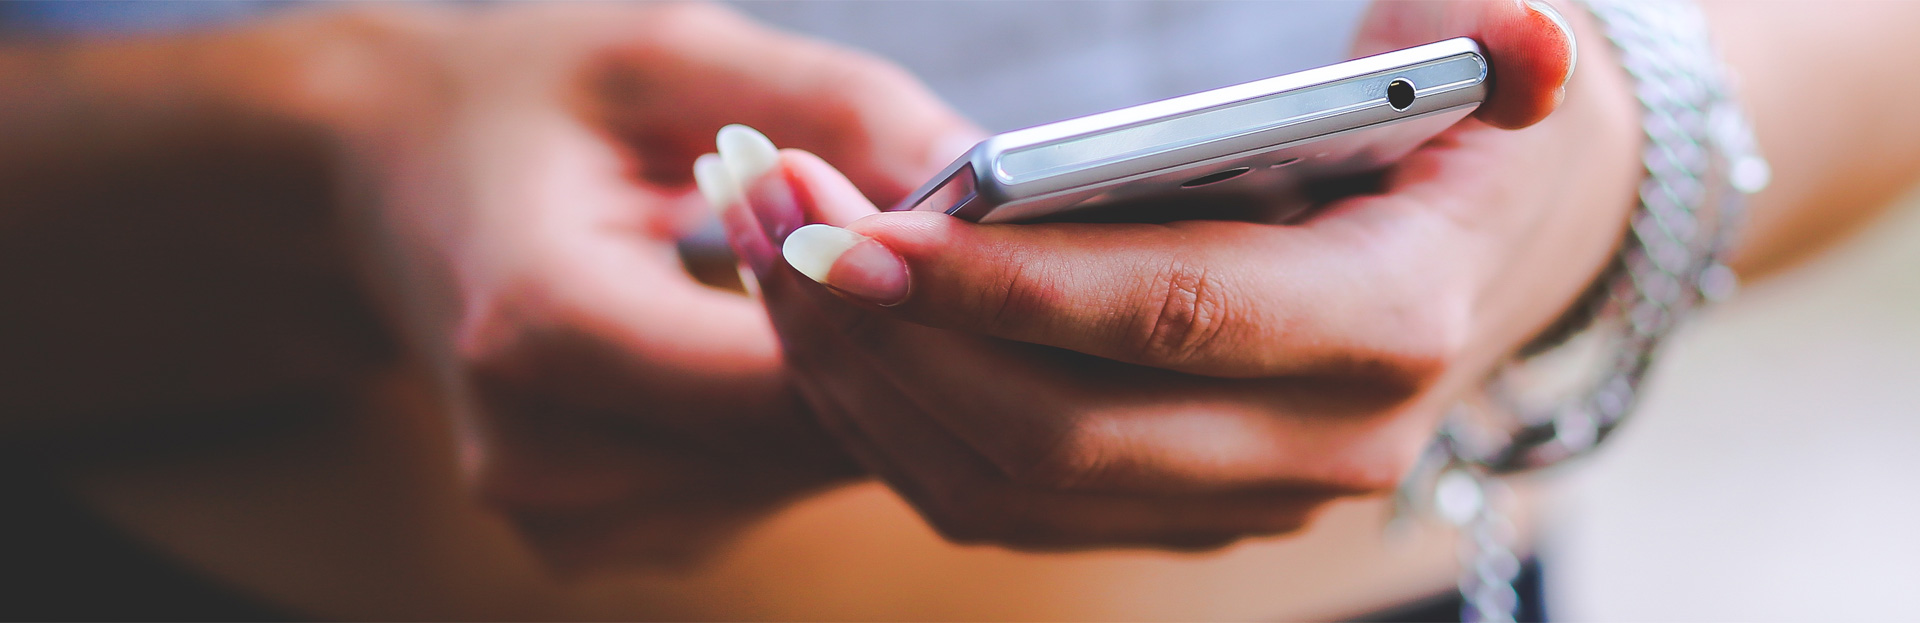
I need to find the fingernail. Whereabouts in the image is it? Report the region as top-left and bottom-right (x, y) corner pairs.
(718, 124), (779, 183)
(719, 194), (777, 274)
(783, 224), (910, 306)
(1527, 0), (1577, 87)
(693, 152), (736, 215)
(736, 264), (762, 298)
(717, 124), (804, 241)
(697, 150), (772, 274)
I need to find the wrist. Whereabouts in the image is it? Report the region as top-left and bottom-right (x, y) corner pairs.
(1456, 0), (1766, 473)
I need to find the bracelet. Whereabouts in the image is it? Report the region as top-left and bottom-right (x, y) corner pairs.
(1458, 0), (1770, 475)
(1388, 2), (1771, 621)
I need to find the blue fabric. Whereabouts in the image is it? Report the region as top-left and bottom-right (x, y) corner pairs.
(0, 1), (1366, 134)
(737, 1), (1366, 132)
(0, 0), (285, 35)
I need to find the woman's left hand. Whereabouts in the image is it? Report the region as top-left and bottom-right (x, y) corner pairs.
(707, 0), (1638, 550)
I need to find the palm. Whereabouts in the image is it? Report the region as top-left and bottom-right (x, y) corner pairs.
(401, 109), (856, 568)
(325, 1), (971, 570)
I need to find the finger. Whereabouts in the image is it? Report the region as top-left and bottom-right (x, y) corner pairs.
(764, 142), (1464, 383)
(702, 126), (907, 301)
(462, 206), (792, 417)
(755, 235), (1334, 550)
(460, 250), (860, 502)
(780, 209), (1466, 385)
(449, 112), (788, 401)
(707, 128), (1441, 497)
(479, 411), (845, 571)
(1354, 0), (1577, 129)
(458, 120), (859, 510)
(585, 2), (984, 201)
(772, 227), (1431, 501)
(712, 139), (1427, 386)
(785, 149), (884, 227)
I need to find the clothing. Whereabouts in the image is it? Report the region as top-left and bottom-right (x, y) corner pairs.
(0, 0), (269, 35)
(734, 1), (1366, 132)
(1352, 560), (1549, 623)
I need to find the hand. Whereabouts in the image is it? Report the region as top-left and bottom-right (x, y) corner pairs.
(708, 0), (1622, 550)
(0, 2), (978, 570)
(310, 3), (987, 569)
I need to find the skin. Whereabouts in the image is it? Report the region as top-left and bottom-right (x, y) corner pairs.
(712, 0), (1617, 549)
(0, 2), (969, 570)
(711, 0), (1920, 551)
(4, 0), (1920, 619)
(1698, 1), (1920, 278)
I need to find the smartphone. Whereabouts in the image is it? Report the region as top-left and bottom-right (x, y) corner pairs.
(891, 38), (1488, 224)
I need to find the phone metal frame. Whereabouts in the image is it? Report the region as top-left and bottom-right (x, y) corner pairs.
(893, 38), (1489, 223)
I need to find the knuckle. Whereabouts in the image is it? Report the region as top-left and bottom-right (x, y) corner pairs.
(972, 257), (1055, 336)
(1129, 259), (1236, 367)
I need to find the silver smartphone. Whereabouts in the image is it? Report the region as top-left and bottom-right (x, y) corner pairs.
(891, 38), (1489, 224)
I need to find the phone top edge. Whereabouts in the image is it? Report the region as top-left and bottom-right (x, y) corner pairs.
(887, 147), (975, 212)
(886, 38), (1489, 215)
(988, 49), (1485, 187)
(984, 38), (1484, 154)
(978, 101), (1482, 222)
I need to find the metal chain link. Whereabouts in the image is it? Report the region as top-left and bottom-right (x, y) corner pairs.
(1390, 1), (1771, 620)
(1469, 0), (1767, 476)
(1431, 439), (1524, 623)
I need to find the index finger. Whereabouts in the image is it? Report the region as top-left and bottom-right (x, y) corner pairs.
(774, 150), (1468, 386)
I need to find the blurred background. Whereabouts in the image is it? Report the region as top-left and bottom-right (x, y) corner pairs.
(1546, 187), (1920, 620)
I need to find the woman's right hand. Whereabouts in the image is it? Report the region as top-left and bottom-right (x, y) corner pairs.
(706, 0), (1605, 550)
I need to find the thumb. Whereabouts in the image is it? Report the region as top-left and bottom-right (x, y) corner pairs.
(584, 2), (984, 202)
(1355, 0), (1578, 129)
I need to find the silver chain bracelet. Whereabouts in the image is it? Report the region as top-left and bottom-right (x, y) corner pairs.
(1390, 1), (1771, 621)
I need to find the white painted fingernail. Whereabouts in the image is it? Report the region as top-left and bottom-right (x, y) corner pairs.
(737, 264), (762, 298)
(782, 224), (867, 283)
(717, 124), (780, 187)
(693, 152), (736, 214)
